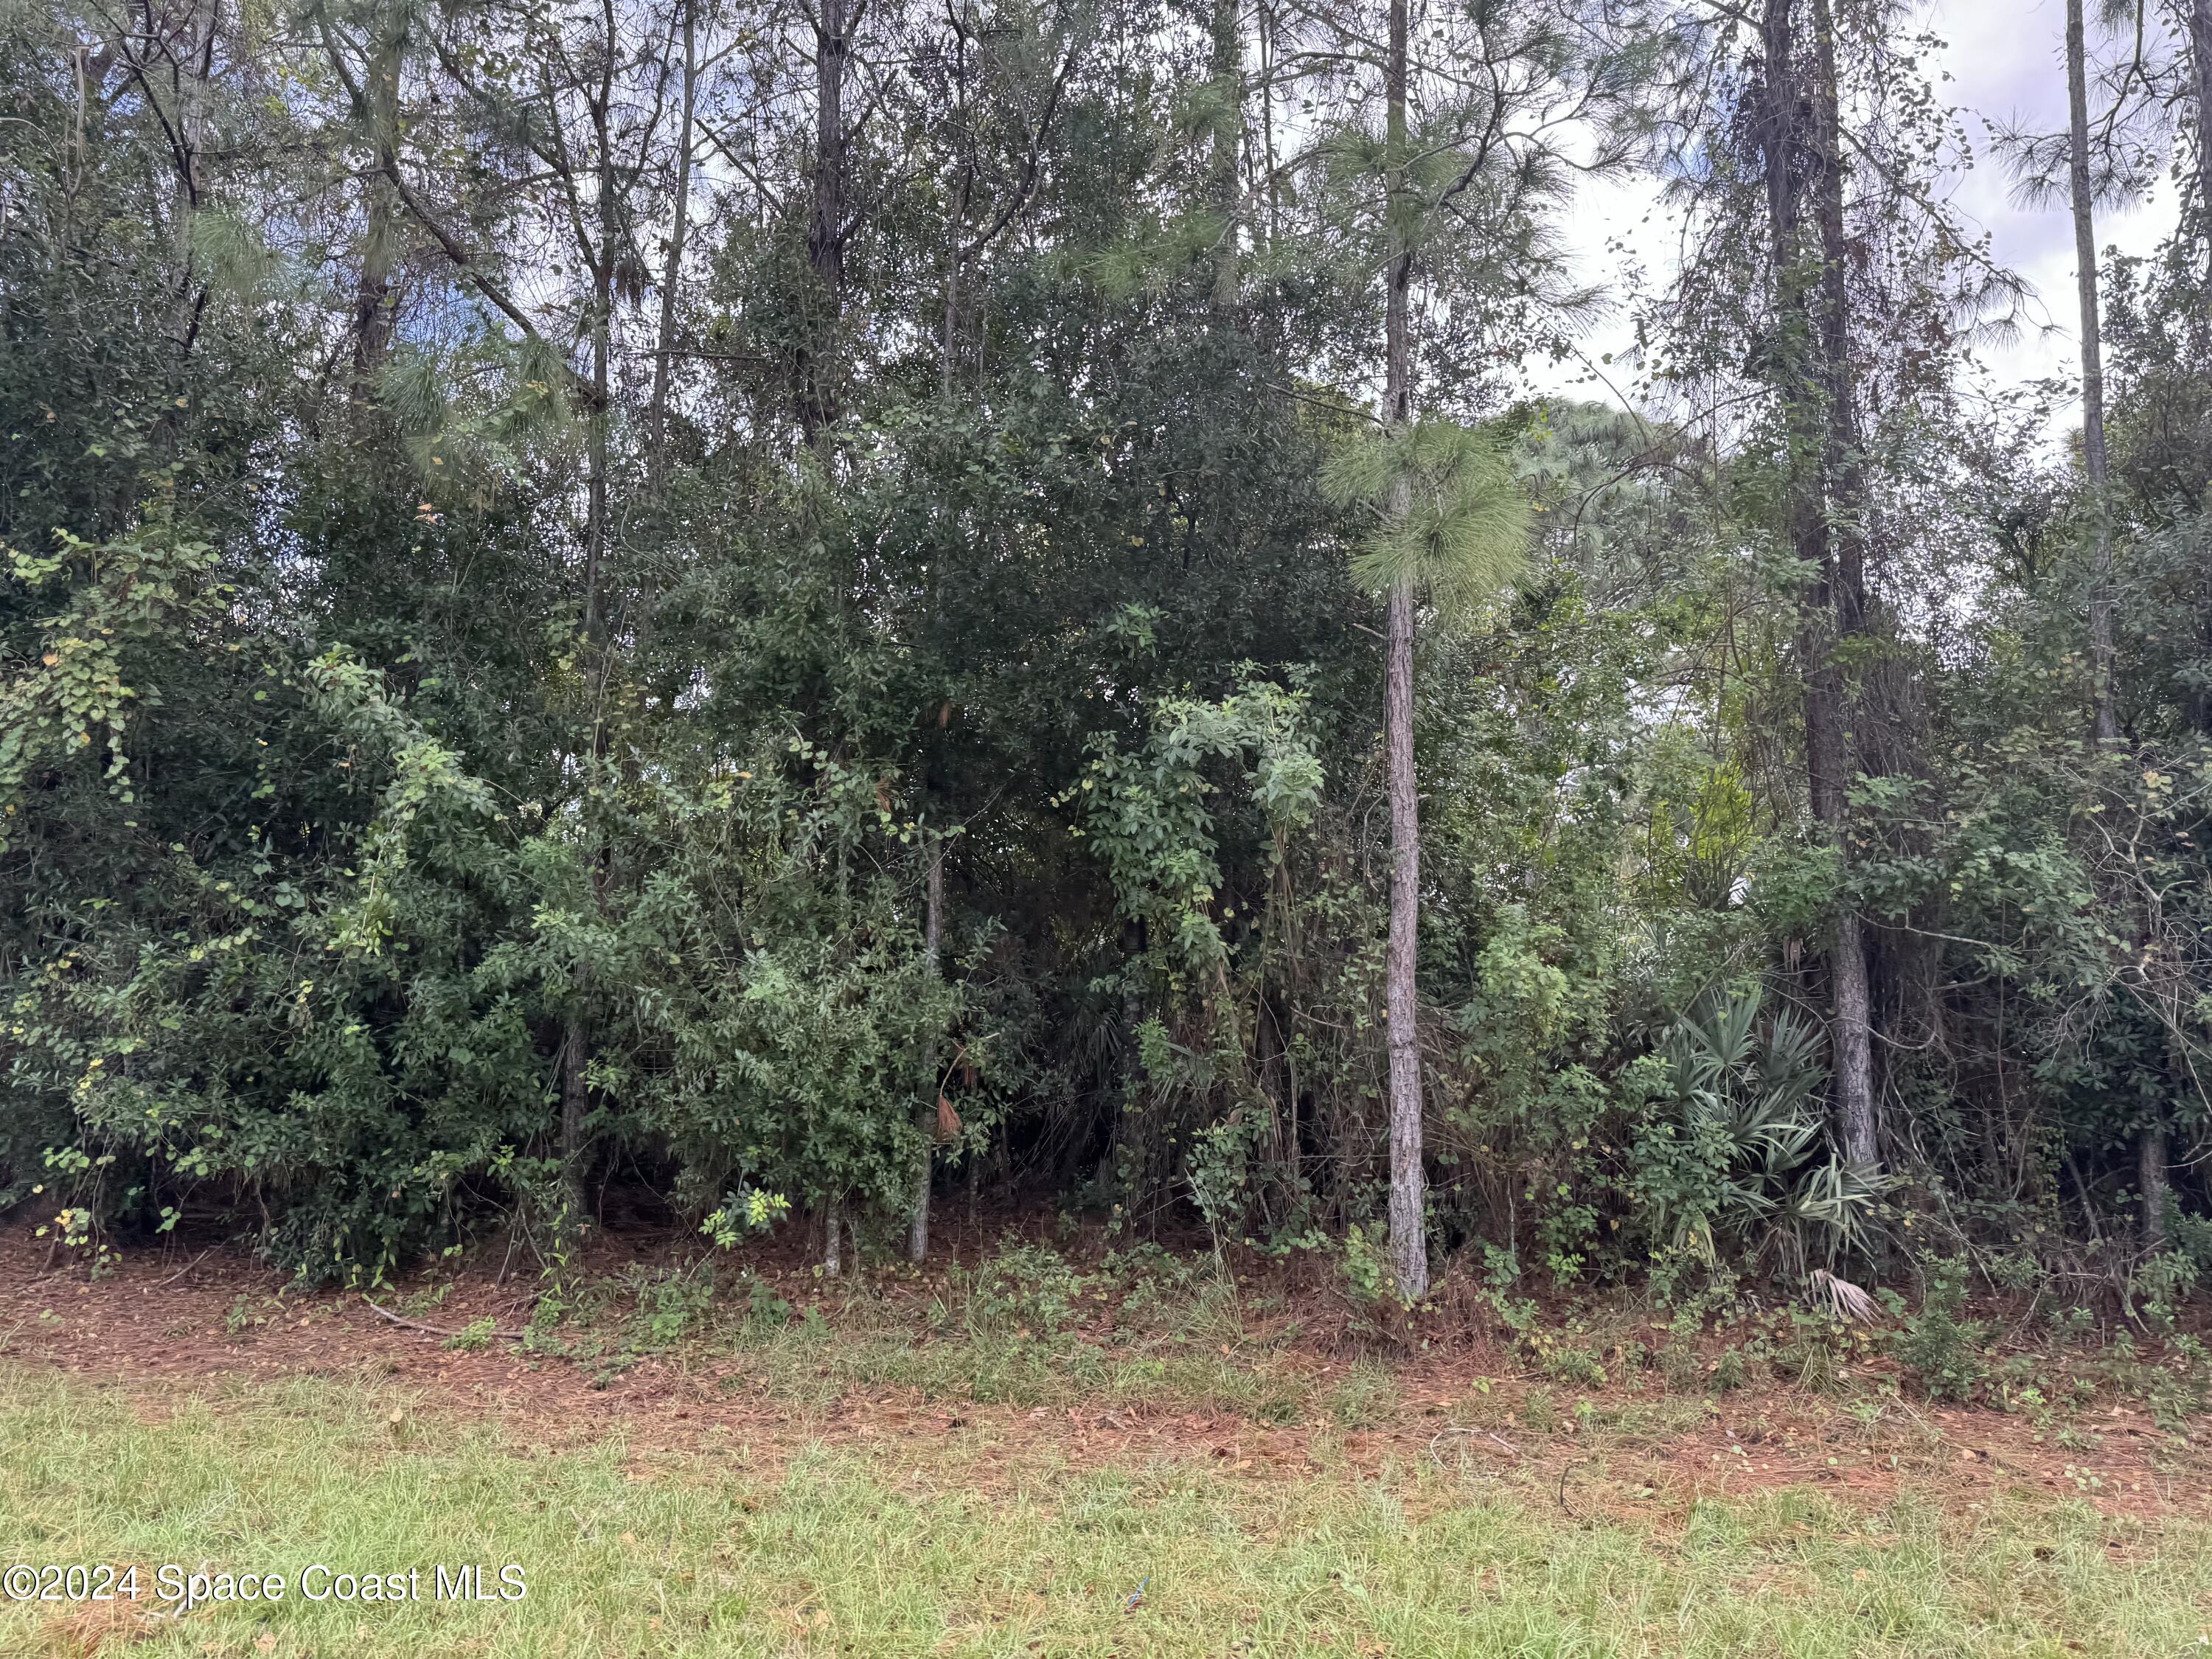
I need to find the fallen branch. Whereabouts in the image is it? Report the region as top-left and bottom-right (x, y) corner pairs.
(361, 1297), (529, 1340)
(152, 1247), (215, 1290)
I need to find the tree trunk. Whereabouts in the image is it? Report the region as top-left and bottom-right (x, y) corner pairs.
(909, 832), (945, 1264)
(349, 7), (406, 396)
(2194, 0), (2212, 252)
(560, 1014), (590, 1220)
(1209, 0), (1241, 310)
(801, 0), (849, 449)
(562, 49), (621, 1219)
(1380, 0), (1426, 1302)
(1807, 0), (1877, 1170)
(1764, 0), (1878, 1170)
(647, 0), (697, 470)
(2141, 1122), (2171, 1248)
(168, 0), (212, 354)
(917, 136), (961, 1259)
(823, 1192), (844, 1276)
(2067, 0), (2163, 1209)
(1259, 0), (1281, 247)
(1383, 577), (1425, 1298)
(2067, 0), (2118, 746)
(2195, 0), (2212, 733)
(584, 100), (615, 650)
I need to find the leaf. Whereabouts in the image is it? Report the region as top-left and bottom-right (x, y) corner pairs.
(936, 1093), (962, 1139)
(1322, 420), (1531, 626)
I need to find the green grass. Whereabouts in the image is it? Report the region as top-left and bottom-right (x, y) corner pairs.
(1, 1368), (2209, 1656)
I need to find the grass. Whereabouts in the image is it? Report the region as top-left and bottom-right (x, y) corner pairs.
(1, 1367), (2209, 1656)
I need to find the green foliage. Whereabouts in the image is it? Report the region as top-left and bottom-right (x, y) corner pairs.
(0, 493), (221, 835)
(0, 0), (2205, 1311)
(1064, 675), (1321, 984)
(1322, 420), (1532, 622)
(442, 1318), (498, 1354)
(943, 1242), (1091, 1340)
(703, 1189), (793, 1251)
(1632, 987), (1887, 1280)
(1896, 1259), (1992, 1405)
(1338, 1222), (1399, 1310)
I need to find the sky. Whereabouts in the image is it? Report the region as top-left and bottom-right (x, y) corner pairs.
(1528, 0), (2184, 446)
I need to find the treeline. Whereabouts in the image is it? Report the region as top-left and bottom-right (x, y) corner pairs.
(1, 0), (2208, 1304)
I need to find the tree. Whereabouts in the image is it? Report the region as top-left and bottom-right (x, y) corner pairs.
(1286, 0), (1632, 1298)
(2070, 0), (2121, 748)
(1761, 0), (1877, 1173)
(1326, 423), (1529, 1298)
(7, 0), (2210, 1296)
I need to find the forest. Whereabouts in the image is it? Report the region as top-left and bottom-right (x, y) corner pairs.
(4, 0), (2211, 1323)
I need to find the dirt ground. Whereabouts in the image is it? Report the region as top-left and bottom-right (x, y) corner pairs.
(2, 1225), (2202, 1529)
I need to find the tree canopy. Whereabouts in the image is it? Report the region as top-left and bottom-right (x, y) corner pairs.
(4, 0), (2211, 1307)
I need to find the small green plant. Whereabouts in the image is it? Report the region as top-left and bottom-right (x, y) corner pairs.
(1711, 1348), (1746, 1392)
(2143, 1335), (2210, 1433)
(1447, 1377), (1509, 1429)
(443, 1317), (497, 1353)
(2128, 1250), (2200, 1336)
(1896, 1257), (1989, 1403)
(1632, 986), (1888, 1281)
(638, 1271), (716, 1349)
(1339, 1222), (1399, 1309)
(1660, 1340), (1704, 1394)
(1774, 1310), (1853, 1394)
(1658, 1310), (1708, 1393)
(701, 1187), (792, 1251)
(1541, 1344), (1607, 1388)
(743, 1273), (793, 1331)
(1519, 1385), (1559, 1434)
(1994, 1355), (2056, 1427)
(953, 1242), (1088, 1339)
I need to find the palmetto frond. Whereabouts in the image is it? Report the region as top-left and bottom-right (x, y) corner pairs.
(1321, 420), (1532, 627)
(1648, 982), (1893, 1278)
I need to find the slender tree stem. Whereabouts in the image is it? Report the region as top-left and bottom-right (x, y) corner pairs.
(1380, 0), (1425, 1302)
(2068, 0), (2118, 748)
(910, 832), (945, 1265)
(647, 0), (698, 470)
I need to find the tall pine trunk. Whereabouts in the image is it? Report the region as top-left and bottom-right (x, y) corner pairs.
(647, 0), (697, 470)
(2194, 0), (2212, 261)
(2192, 0), (2212, 736)
(563, 26), (622, 1220)
(2067, 0), (2118, 748)
(1381, 0), (1427, 1301)
(349, 6), (405, 397)
(1209, 0), (1241, 310)
(2194, 0), (2212, 228)
(801, 0), (849, 449)
(1764, 0), (1877, 1171)
(1807, 0), (1877, 1170)
(2063, 0), (2169, 1229)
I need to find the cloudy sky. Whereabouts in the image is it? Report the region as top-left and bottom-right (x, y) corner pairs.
(1531, 0), (2184, 446)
